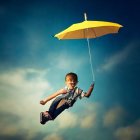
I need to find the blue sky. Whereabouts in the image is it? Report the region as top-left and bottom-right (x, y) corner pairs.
(0, 0), (140, 140)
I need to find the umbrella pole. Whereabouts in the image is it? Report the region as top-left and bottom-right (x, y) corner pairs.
(86, 38), (95, 81)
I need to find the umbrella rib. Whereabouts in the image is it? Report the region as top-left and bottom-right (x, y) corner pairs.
(91, 28), (97, 38)
(83, 28), (86, 38)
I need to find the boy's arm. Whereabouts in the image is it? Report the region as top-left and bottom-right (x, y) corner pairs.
(84, 82), (95, 98)
(40, 89), (66, 105)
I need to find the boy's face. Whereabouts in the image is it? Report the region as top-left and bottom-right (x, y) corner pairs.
(65, 75), (77, 90)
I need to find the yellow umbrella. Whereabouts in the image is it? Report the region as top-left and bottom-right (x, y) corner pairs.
(55, 13), (123, 81)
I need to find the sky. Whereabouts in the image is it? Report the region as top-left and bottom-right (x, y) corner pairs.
(0, 0), (140, 140)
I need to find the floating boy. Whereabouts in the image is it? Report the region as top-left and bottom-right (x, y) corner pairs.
(40, 72), (94, 125)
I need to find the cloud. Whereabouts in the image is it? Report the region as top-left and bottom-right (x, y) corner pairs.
(0, 68), (100, 139)
(0, 113), (18, 137)
(114, 119), (140, 140)
(42, 133), (64, 140)
(0, 68), (51, 95)
(97, 42), (137, 72)
(54, 102), (100, 130)
(0, 68), (100, 138)
(103, 106), (125, 128)
(56, 111), (78, 129)
(80, 114), (96, 128)
(1, 68), (133, 140)
(78, 102), (100, 129)
(0, 68), (52, 139)
(48, 50), (87, 71)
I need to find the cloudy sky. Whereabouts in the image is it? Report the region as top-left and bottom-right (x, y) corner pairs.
(0, 0), (140, 140)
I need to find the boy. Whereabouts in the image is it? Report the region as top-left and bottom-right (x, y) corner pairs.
(40, 72), (94, 125)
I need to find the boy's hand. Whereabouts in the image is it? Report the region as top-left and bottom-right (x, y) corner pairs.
(91, 81), (95, 87)
(40, 100), (46, 105)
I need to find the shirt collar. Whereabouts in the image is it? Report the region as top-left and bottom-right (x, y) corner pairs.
(65, 86), (77, 91)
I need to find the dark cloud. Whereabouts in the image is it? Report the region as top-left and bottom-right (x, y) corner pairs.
(0, 112), (21, 123)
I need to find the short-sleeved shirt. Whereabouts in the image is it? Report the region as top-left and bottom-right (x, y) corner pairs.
(60, 86), (86, 107)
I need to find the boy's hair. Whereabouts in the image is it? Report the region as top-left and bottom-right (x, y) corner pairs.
(65, 72), (78, 82)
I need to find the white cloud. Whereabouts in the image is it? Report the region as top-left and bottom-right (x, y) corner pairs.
(103, 106), (125, 127)
(80, 114), (96, 128)
(0, 68), (51, 95)
(97, 42), (136, 72)
(50, 102), (100, 130)
(78, 102), (100, 129)
(43, 133), (64, 140)
(0, 68), (52, 138)
(114, 119), (140, 140)
(56, 111), (78, 129)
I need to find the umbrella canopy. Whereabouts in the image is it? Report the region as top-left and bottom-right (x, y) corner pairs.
(55, 20), (123, 40)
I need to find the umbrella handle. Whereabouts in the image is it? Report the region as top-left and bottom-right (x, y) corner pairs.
(84, 13), (87, 21)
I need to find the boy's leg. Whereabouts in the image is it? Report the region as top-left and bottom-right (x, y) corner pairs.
(40, 97), (63, 125)
(49, 96), (63, 117)
(51, 100), (69, 120)
(56, 98), (67, 109)
(40, 102), (68, 124)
